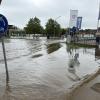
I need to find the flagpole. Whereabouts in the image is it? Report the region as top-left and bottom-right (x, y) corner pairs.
(97, 1), (100, 32)
(97, 19), (99, 32)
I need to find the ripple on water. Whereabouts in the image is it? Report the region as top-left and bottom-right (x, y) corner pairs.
(0, 39), (100, 100)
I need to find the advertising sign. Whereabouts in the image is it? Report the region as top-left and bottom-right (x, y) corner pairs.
(77, 17), (82, 29)
(69, 10), (78, 28)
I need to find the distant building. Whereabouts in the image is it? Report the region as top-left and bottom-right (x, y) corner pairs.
(7, 25), (25, 37)
(79, 29), (97, 34)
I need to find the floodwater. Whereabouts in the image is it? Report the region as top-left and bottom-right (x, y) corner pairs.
(0, 37), (100, 100)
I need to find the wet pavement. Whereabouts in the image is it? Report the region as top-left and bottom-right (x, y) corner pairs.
(71, 75), (100, 100)
(0, 37), (100, 100)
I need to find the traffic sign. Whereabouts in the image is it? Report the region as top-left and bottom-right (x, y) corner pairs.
(0, 14), (8, 36)
(0, 0), (2, 4)
(0, 14), (9, 82)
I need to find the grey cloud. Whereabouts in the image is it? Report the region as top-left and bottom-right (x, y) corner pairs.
(0, 0), (99, 29)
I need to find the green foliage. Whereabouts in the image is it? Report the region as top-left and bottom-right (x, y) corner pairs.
(45, 18), (61, 37)
(24, 17), (44, 34)
(61, 28), (67, 35)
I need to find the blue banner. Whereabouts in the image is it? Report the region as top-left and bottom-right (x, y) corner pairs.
(76, 17), (82, 29)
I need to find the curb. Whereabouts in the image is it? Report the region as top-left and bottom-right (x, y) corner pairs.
(66, 68), (100, 100)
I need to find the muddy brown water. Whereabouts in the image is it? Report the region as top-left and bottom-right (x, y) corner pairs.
(0, 38), (100, 100)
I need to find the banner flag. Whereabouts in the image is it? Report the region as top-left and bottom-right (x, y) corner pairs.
(77, 17), (82, 29)
(69, 10), (78, 28)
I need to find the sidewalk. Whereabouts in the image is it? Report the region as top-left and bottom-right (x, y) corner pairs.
(71, 74), (100, 100)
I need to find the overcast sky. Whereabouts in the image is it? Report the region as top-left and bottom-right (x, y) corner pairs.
(0, 0), (99, 29)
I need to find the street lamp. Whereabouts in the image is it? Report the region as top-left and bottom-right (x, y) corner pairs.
(54, 16), (61, 37)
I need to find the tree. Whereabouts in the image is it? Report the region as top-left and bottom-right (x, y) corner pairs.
(24, 17), (44, 35)
(61, 28), (67, 35)
(45, 18), (61, 37)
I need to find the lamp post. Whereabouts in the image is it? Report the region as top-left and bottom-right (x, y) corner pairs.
(54, 16), (61, 37)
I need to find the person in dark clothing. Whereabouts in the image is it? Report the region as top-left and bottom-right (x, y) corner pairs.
(47, 35), (50, 39)
(96, 36), (100, 45)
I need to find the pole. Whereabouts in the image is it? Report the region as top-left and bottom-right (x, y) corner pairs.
(1, 37), (9, 82)
(96, 1), (100, 47)
(97, 1), (100, 32)
(54, 20), (55, 37)
(97, 18), (99, 33)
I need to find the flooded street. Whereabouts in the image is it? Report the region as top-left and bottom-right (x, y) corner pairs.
(0, 38), (100, 100)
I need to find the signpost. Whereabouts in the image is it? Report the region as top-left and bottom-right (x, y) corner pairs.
(0, 0), (2, 4)
(0, 14), (9, 82)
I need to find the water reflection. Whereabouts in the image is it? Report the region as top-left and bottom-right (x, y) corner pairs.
(4, 82), (11, 100)
(68, 53), (80, 67)
(0, 39), (11, 43)
(66, 43), (100, 82)
(47, 43), (61, 54)
(67, 53), (80, 81)
(66, 44), (81, 81)
(66, 44), (80, 66)
(0, 39), (100, 100)
(1, 80), (15, 100)
(95, 47), (100, 60)
(91, 83), (100, 93)
(26, 39), (42, 54)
